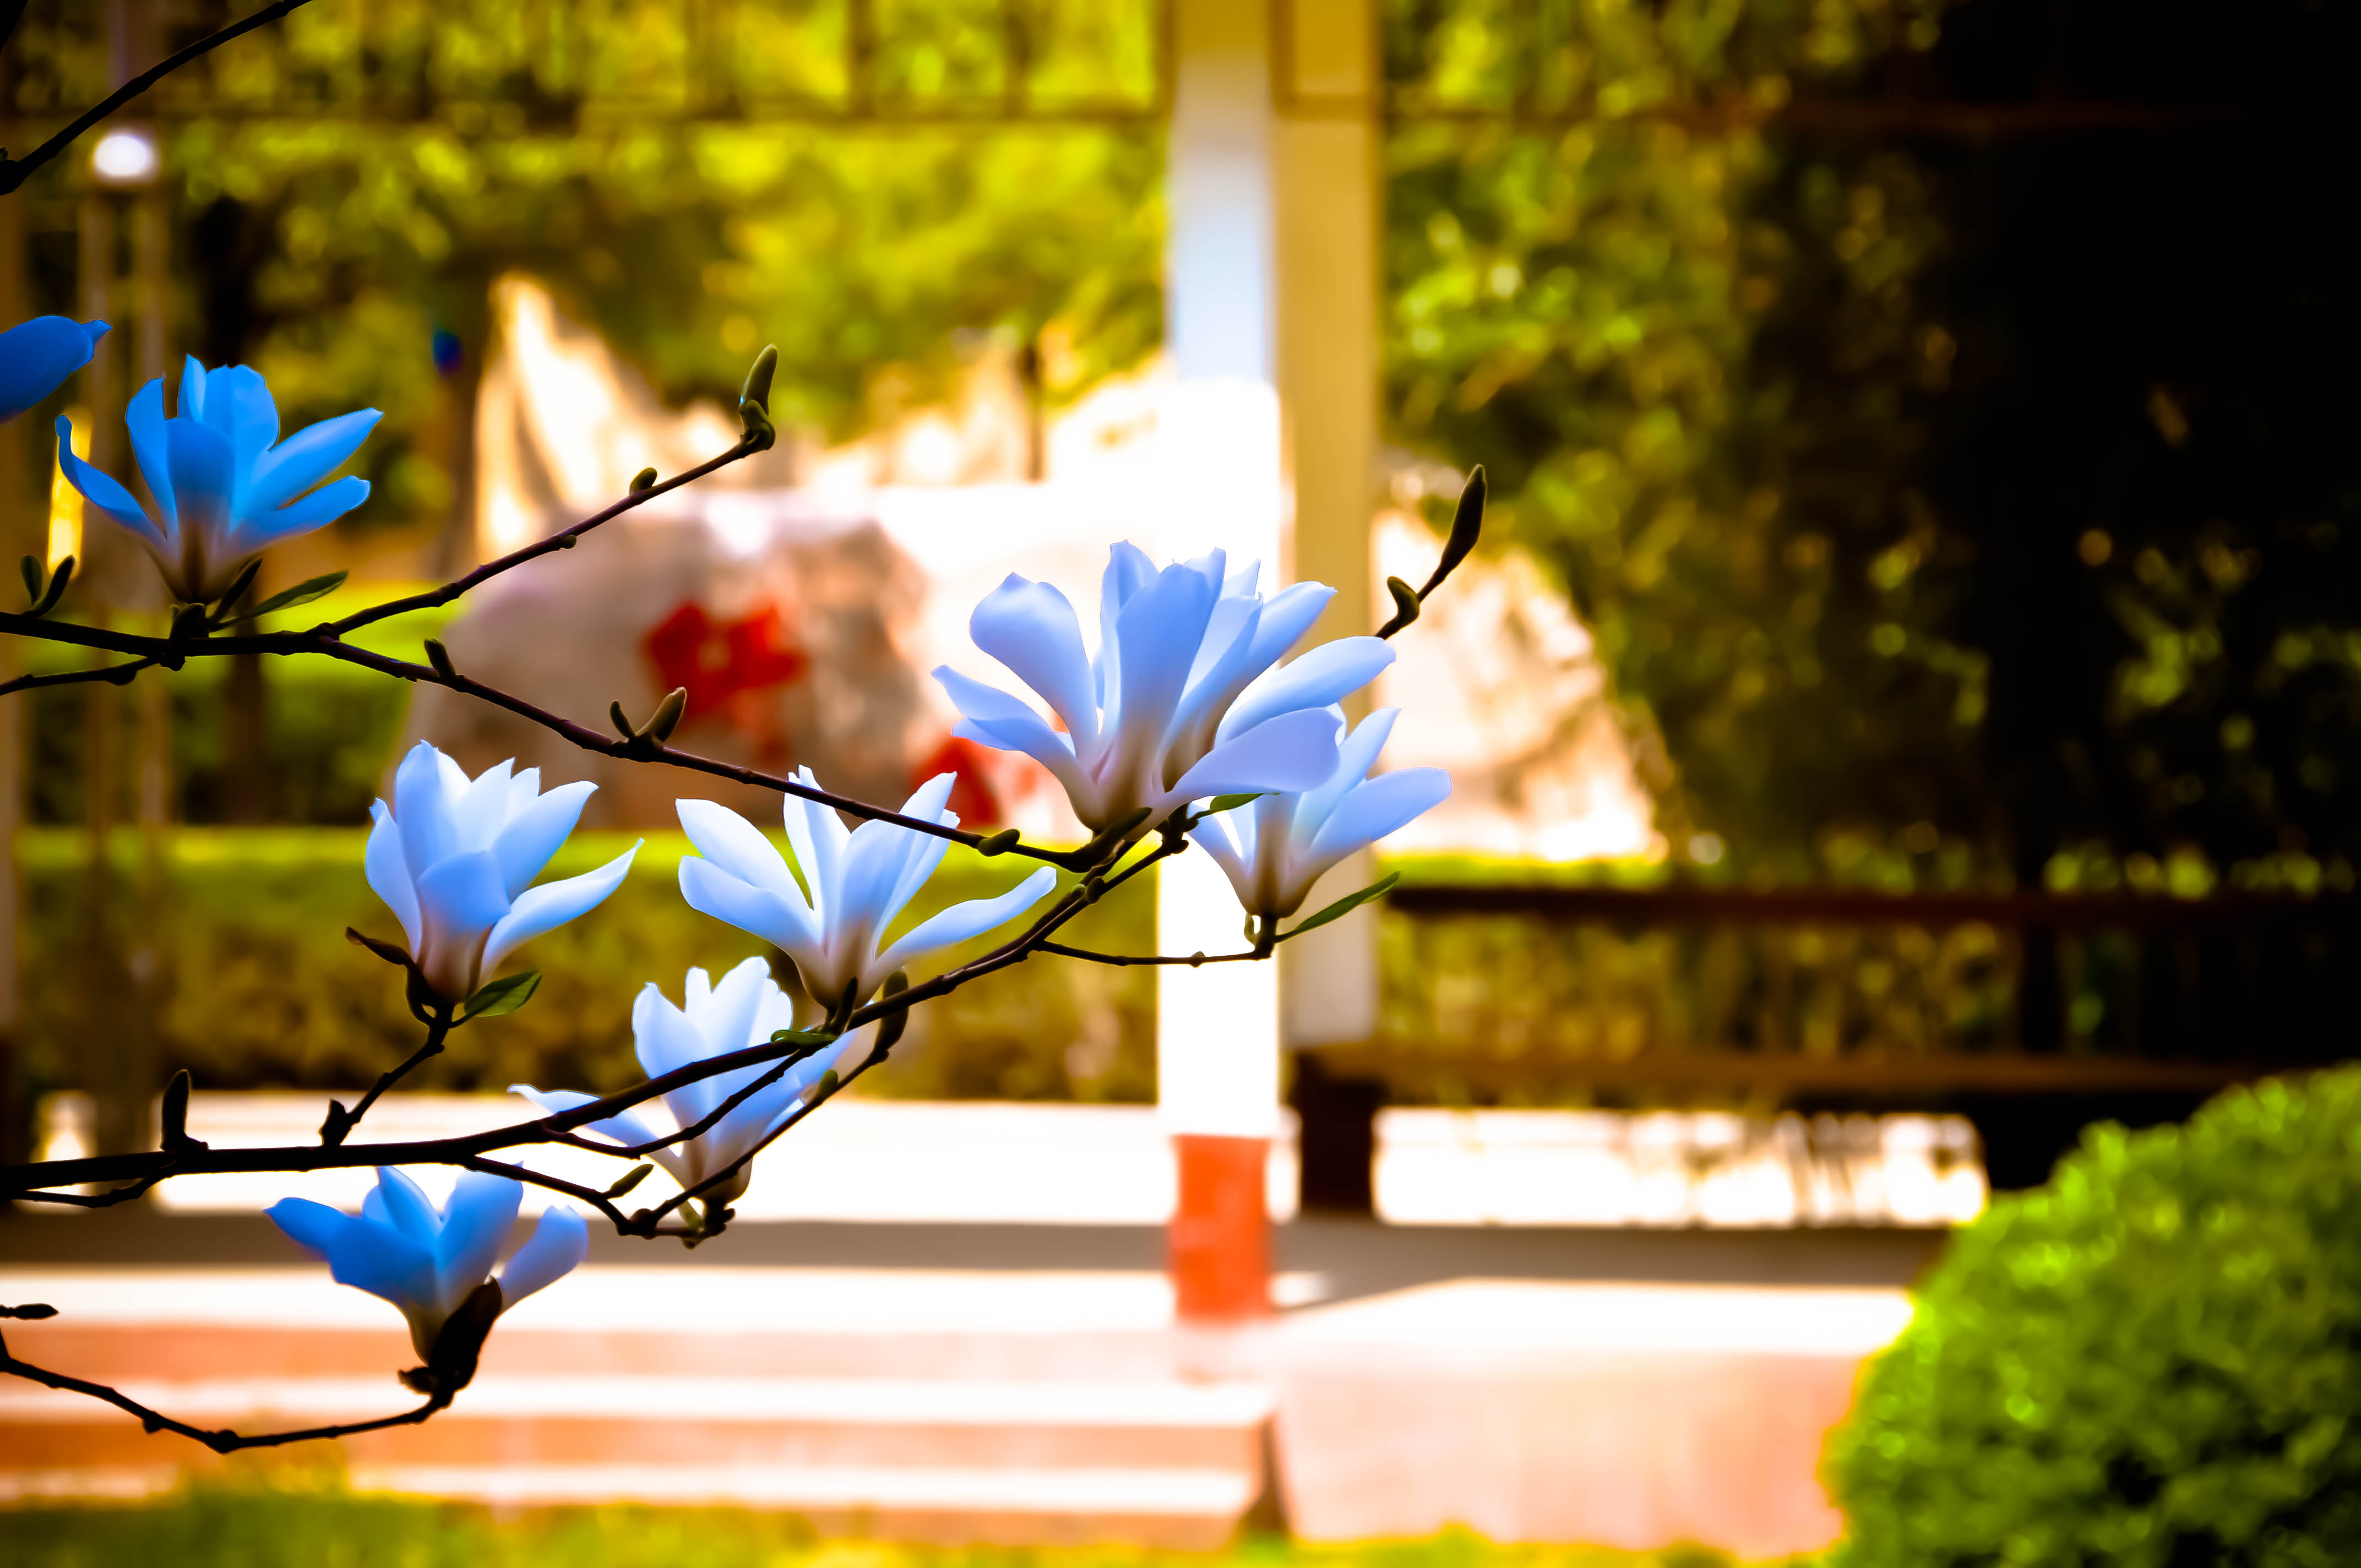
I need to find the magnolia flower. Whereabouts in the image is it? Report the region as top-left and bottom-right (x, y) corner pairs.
(0, 317), (107, 424)
(677, 769), (1056, 1006)
(933, 545), (1394, 832)
(513, 957), (868, 1210)
(268, 1168), (587, 1363)
(54, 356), (380, 602)
(367, 741), (639, 1003)
(1190, 708), (1451, 919)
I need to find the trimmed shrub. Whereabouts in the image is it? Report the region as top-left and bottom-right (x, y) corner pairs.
(1826, 1065), (2361, 1567)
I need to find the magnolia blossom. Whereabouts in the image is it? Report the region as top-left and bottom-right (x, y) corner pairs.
(367, 741), (639, 1002)
(514, 957), (868, 1210)
(268, 1169), (586, 1361)
(55, 356), (380, 602)
(0, 316), (107, 424)
(677, 769), (1056, 1006)
(1190, 708), (1451, 919)
(933, 545), (1394, 832)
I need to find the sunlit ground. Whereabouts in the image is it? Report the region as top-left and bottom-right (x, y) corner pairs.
(4, 1475), (1798, 1568)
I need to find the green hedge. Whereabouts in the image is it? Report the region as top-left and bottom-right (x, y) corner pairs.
(1826, 1066), (2361, 1567)
(17, 828), (1155, 1104)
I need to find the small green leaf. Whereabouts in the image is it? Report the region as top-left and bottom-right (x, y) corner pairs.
(769, 1027), (835, 1047)
(461, 969), (542, 1020)
(222, 570), (347, 624)
(1203, 793), (1265, 817)
(1279, 872), (1401, 942)
(629, 467), (658, 493)
(1377, 575), (1422, 639)
(29, 554), (73, 617)
(20, 554), (41, 605)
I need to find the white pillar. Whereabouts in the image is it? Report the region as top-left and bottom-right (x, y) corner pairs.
(1158, 0), (1285, 1320)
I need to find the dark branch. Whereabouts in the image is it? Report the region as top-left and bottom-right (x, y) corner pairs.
(0, 1), (323, 197)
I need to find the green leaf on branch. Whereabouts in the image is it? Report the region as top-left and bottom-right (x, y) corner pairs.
(769, 1027), (835, 1047)
(1278, 872), (1401, 942)
(220, 570), (347, 624)
(603, 1164), (655, 1199)
(461, 969), (542, 1020)
(1202, 793), (1265, 816)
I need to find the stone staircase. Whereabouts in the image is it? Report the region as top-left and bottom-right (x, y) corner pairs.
(0, 1265), (1276, 1547)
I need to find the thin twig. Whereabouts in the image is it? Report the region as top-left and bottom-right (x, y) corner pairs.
(0, 1333), (449, 1454)
(1035, 940), (1260, 967)
(0, 1), (323, 197)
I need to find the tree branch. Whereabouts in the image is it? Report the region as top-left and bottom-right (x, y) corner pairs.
(0, 1), (323, 197)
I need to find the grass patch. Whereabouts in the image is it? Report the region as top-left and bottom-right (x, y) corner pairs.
(1, 1474), (1777, 1568)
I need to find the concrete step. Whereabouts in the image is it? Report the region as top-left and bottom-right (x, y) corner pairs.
(0, 1266), (1275, 1547)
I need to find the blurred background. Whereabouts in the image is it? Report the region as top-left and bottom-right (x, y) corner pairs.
(1, 0), (2357, 1562)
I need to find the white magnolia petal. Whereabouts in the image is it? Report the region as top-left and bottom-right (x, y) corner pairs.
(123, 378), (177, 532)
(449, 760), (516, 853)
(875, 865), (1058, 978)
(1296, 707), (1401, 842)
(177, 356), (209, 422)
(53, 417), (161, 543)
(210, 364), (280, 476)
(1164, 709), (1344, 806)
(229, 475), (368, 553)
(365, 800), (422, 951)
(265, 1197), (349, 1260)
(1239, 581), (1336, 671)
(508, 1085), (657, 1148)
(970, 574), (1101, 747)
(478, 841), (639, 977)
(1217, 636), (1396, 745)
(1184, 813), (1256, 909)
(433, 1169), (523, 1310)
(324, 1219), (439, 1318)
(783, 769), (850, 912)
(415, 850), (511, 995)
(679, 854), (821, 957)
(0, 317), (103, 425)
(934, 668), (1086, 793)
(371, 1167), (442, 1245)
(1303, 767), (1454, 870)
(164, 417), (237, 557)
(1111, 556), (1222, 753)
(880, 775), (959, 929)
(393, 742), (461, 881)
(492, 779), (596, 900)
(496, 1207), (588, 1305)
(246, 407), (383, 515)
(676, 798), (805, 905)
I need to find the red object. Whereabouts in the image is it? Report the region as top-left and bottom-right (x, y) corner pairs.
(645, 601), (808, 722)
(912, 733), (1005, 826)
(1169, 1134), (1272, 1321)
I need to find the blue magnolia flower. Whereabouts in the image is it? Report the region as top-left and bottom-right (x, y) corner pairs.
(367, 741), (640, 1002)
(677, 769), (1057, 1007)
(268, 1168), (587, 1362)
(54, 356), (380, 602)
(0, 316), (108, 424)
(514, 956), (867, 1210)
(933, 545), (1392, 833)
(1190, 707), (1451, 919)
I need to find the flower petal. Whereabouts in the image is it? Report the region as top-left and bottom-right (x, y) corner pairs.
(265, 1196), (350, 1261)
(880, 775), (959, 928)
(247, 407), (382, 515)
(230, 474), (369, 553)
(433, 1169), (523, 1311)
(491, 779), (595, 899)
(54, 416), (161, 542)
(1296, 707), (1401, 843)
(0, 317), (105, 424)
(933, 667), (1085, 795)
(416, 849), (512, 989)
(781, 770), (850, 920)
(496, 1207), (588, 1306)
(1217, 636), (1395, 744)
(478, 841), (639, 977)
(875, 865), (1058, 978)
(393, 742), (462, 879)
(676, 798), (804, 905)
(165, 415), (238, 552)
(207, 365), (280, 479)
(1238, 581), (1335, 672)
(1165, 709), (1343, 805)
(324, 1217), (439, 1317)
(123, 378), (177, 533)
(366, 799), (423, 951)
(1112, 554), (1222, 756)
(509, 1084), (657, 1148)
(1095, 541), (1158, 712)
(679, 854), (822, 958)
(969, 574), (1100, 748)
(368, 1168), (441, 1246)
(1304, 767), (1453, 868)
